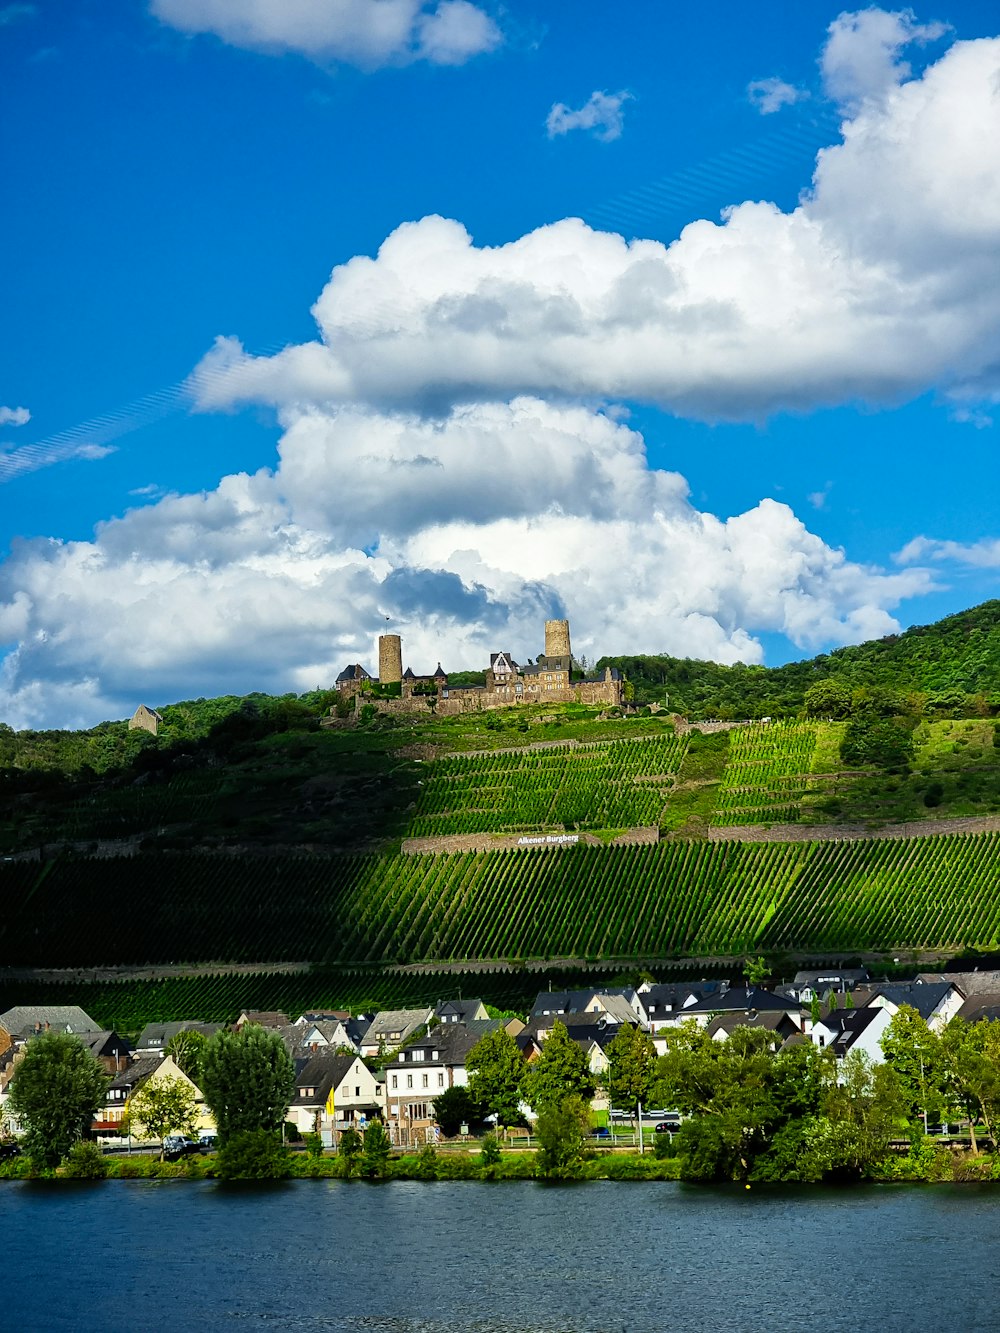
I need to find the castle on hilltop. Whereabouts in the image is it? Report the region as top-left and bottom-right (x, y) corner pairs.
(335, 618), (623, 716)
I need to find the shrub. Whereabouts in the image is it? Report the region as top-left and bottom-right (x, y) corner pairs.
(214, 1130), (291, 1181)
(63, 1142), (108, 1179)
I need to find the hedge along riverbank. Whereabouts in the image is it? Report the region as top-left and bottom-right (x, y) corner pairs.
(4, 1148), (1000, 1184)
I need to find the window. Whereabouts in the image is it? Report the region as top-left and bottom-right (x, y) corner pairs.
(407, 1074), (413, 1089)
(422, 1073), (428, 1089)
(437, 1072), (444, 1088)
(391, 1075), (398, 1089)
(355, 1086), (361, 1097)
(412, 1049), (425, 1062)
(302, 1087), (315, 1097)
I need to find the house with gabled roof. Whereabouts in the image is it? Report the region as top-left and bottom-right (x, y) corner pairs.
(135, 1020), (223, 1057)
(436, 998), (489, 1025)
(120, 1055), (215, 1142)
(809, 1006), (893, 1064)
(681, 986), (803, 1030)
(637, 981), (727, 1031)
(287, 1052), (381, 1135)
(383, 1020), (499, 1140)
(854, 980), (964, 1032)
(360, 1007), (434, 1058)
(0, 1005), (99, 1054)
(705, 1010), (801, 1046)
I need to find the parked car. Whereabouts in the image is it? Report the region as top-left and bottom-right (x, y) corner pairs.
(589, 1126), (611, 1139)
(0, 1141), (21, 1162)
(654, 1120), (679, 1134)
(198, 1133), (218, 1154)
(163, 1135), (200, 1161)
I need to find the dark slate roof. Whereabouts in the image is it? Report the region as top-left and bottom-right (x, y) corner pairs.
(291, 1053), (359, 1107)
(793, 968), (869, 987)
(705, 1011), (799, 1039)
(78, 1030), (132, 1059)
(0, 1005), (98, 1036)
(816, 1006), (885, 1051)
(435, 998), (486, 1022)
(336, 664), (371, 683)
(858, 981), (959, 1020)
(298, 1011), (350, 1024)
(109, 1055), (165, 1093)
(434, 663), (446, 677)
(529, 987), (638, 1018)
(385, 1020), (499, 1070)
(684, 986), (801, 1015)
(640, 982), (725, 1015)
(136, 1021), (223, 1050)
(956, 995), (1000, 1024)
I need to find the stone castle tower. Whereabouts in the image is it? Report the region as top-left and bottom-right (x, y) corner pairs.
(544, 619), (572, 664)
(378, 633), (403, 684)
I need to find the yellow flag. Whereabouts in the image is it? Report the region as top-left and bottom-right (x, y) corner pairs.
(325, 1084), (336, 1118)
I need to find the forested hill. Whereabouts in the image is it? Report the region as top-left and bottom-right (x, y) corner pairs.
(598, 599), (1000, 719)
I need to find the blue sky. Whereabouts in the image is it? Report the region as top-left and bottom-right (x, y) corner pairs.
(1, 0), (999, 727)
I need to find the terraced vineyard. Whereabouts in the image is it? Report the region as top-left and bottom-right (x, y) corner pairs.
(406, 734), (688, 836)
(712, 720), (817, 826)
(4, 831), (1000, 968)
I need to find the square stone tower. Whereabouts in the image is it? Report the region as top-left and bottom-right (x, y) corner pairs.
(543, 619), (572, 671)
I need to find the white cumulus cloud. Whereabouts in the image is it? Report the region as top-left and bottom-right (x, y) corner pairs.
(0, 405), (30, 426)
(896, 535), (1000, 568)
(821, 6), (949, 111)
(150, 0), (501, 69)
(546, 89), (633, 142)
(747, 77), (808, 114)
(190, 30), (1000, 424)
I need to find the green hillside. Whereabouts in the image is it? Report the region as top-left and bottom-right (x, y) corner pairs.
(2, 600), (1000, 996)
(600, 598), (1000, 717)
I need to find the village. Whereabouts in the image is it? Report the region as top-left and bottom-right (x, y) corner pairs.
(3, 964), (996, 1158)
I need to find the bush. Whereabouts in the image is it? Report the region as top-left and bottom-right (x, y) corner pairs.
(214, 1130), (291, 1181)
(63, 1142), (108, 1179)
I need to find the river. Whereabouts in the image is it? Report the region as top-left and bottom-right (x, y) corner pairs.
(2, 1179), (998, 1331)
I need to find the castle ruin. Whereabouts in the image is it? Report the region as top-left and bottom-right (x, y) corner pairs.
(334, 617), (623, 716)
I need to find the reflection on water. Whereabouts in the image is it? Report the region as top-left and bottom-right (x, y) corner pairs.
(2, 1179), (999, 1332)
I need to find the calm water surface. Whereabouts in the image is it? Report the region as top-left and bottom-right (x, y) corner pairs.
(2, 1179), (999, 1332)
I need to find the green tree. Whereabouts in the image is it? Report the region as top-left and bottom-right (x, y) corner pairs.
(881, 1005), (945, 1130)
(938, 1018), (1000, 1151)
(841, 712), (914, 770)
(432, 1085), (482, 1137)
(128, 1075), (200, 1158)
(652, 1022), (826, 1182)
(7, 1031), (108, 1170)
(199, 1026), (296, 1143)
(523, 1021), (595, 1118)
(466, 1026), (526, 1132)
(164, 1029), (208, 1082)
(337, 1126), (362, 1176)
(743, 955), (770, 985)
(534, 1095), (590, 1178)
(360, 1121), (392, 1178)
(604, 1023), (657, 1123)
(214, 1129), (291, 1180)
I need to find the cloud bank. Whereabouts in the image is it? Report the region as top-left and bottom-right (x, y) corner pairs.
(0, 397), (930, 728)
(192, 31), (1000, 423)
(150, 0), (501, 69)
